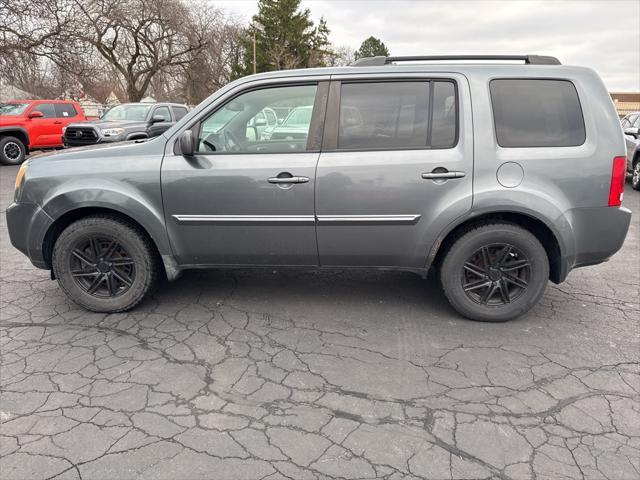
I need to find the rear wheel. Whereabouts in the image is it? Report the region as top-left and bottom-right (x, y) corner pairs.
(632, 160), (640, 191)
(0, 136), (26, 165)
(52, 216), (159, 312)
(440, 223), (549, 322)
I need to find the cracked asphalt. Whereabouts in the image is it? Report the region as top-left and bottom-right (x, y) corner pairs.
(1, 163), (639, 480)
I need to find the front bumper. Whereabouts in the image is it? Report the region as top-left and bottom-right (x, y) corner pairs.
(6, 202), (54, 269)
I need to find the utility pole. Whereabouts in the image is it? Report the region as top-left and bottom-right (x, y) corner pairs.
(252, 27), (257, 74)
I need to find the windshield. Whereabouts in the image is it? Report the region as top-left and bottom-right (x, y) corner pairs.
(0, 102), (30, 116)
(101, 104), (152, 122)
(283, 107), (312, 126)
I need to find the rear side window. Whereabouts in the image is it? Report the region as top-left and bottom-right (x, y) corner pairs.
(55, 103), (77, 118)
(172, 106), (188, 121)
(490, 79), (585, 147)
(337, 81), (457, 150)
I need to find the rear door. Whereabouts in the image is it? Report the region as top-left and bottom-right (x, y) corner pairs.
(315, 74), (473, 268)
(54, 103), (81, 134)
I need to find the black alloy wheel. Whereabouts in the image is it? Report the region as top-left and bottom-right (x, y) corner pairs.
(462, 243), (530, 306)
(70, 236), (136, 298)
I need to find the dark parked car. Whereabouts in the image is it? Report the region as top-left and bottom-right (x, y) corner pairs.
(7, 54), (631, 321)
(621, 112), (640, 190)
(63, 102), (188, 147)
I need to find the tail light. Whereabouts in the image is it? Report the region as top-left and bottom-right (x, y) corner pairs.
(608, 156), (626, 207)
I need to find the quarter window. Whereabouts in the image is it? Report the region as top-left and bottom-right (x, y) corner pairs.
(337, 81), (457, 150)
(197, 84), (318, 154)
(490, 79), (585, 147)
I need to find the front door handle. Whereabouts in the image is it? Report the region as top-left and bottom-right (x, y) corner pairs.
(267, 175), (310, 184)
(421, 171), (466, 179)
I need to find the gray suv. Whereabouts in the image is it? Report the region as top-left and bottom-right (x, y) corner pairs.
(6, 55), (632, 322)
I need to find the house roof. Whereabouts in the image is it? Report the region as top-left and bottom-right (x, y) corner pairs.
(0, 85), (38, 102)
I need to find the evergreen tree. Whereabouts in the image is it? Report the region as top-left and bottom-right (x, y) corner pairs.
(232, 0), (331, 78)
(354, 36), (390, 60)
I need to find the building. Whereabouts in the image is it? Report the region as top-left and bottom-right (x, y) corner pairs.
(610, 92), (640, 117)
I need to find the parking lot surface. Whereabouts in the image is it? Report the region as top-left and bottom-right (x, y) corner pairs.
(1, 163), (639, 480)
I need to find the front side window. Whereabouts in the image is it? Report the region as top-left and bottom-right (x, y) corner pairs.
(32, 103), (56, 118)
(490, 79), (585, 147)
(102, 104), (152, 122)
(198, 84), (317, 154)
(55, 103), (77, 118)
(153, 106), (171, 122)
(337, 80), (457, 150)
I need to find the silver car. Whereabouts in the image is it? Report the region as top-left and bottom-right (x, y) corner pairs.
(6, 54), (632, 321)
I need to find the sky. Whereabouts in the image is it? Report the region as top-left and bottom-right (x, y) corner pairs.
(213, 0), (640, 92)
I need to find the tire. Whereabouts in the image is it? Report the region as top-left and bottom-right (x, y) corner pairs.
(0, 136), (26, 165)
(440, 223), (549, 322)
(632, 160), (640, 191)
(52, 215), (159, 312)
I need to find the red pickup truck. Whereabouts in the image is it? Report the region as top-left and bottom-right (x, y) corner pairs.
(0, 99), (86, 165)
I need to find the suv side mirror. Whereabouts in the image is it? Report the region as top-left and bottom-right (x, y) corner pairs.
(179, 130), (195, 156)
(624, 127), (639, 139)
(28, 111), (44, 118)
(151, 115), (166, 124)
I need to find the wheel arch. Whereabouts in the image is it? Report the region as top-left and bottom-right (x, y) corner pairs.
(430, 210), (564, 284)
(40, 200), (177, 280)
(0, 127), (30, 151)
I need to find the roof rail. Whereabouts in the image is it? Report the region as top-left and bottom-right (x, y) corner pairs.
(351, 55), (562, 67)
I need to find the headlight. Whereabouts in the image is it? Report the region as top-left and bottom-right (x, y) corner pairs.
(62, 126), (67, 135)
(101, 128), (125, 137)
(14, 160), (28, 203)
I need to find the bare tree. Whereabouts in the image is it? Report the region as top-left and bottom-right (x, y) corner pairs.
(64, 0), (206, 101)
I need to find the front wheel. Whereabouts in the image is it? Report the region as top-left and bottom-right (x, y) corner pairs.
(440, 223), (549, 322)
(0, 136), (26, 165)
(52, 215), (159, 312)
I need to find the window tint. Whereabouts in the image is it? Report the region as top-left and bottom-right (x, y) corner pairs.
(32, 103), (56, 118)
(198, 84), (317, 154)
(153, 106), (171, 122)
(490, 79), (585, 147)
(431, 81), (457, 147)
(55, 103), (77, 118)
(338, 82), (430, 149)
(172, 106), (188, 121)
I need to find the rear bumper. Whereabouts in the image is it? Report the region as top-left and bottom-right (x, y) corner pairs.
(556, 205), (632, 281)
(6, 202), (54, 269)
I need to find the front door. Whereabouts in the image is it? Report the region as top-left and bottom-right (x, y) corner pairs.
(161, 82), (327, 266)
(315, 76), (473, 269)
(27, 103), (60, 147)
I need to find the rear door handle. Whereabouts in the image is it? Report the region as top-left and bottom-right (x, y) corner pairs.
(421, 171), (466, 179)
(267, 176), (310, 184)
